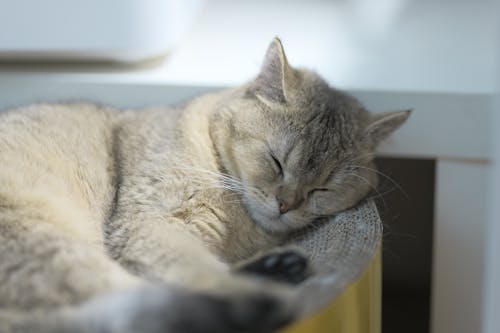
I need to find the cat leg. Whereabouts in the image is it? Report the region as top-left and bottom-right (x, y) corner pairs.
(0, 218), (141, 309)
(108, 217), (300, 313)
(0, 219), (292, 333)
(0, 286), (292, 333)
(110, 209), (310, 288)
(110, 217), (247, 290)
(71, 285), (292, 333)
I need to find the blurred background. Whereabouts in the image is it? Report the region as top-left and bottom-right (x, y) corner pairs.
(0, 1), (499, 332)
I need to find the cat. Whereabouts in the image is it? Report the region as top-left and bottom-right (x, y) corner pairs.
(0, 38), (409, 333)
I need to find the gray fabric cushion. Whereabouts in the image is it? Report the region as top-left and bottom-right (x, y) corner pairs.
(288, 199), (382, 317)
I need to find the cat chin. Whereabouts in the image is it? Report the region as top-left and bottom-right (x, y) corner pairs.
(248, 208), (307, 234)
(260, 218), (294, 233)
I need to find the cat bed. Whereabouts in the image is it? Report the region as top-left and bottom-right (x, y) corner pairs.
(287, 199), (382, 317)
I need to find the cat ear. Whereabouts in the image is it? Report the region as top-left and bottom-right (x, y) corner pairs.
(365, 110), (411, 145)
(249, 37), (295, 104)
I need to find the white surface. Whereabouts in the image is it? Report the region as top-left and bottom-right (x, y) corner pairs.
(0, 0), (204, 62)
(356, 91), (493, 161)
(483, 91), (500, 333)
(433, 161), (490, 333)
(0, 0), (498, 94)
(155, 0), (500, 94)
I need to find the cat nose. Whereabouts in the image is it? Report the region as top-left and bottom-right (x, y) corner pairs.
(276, 186), (304, 214)
(276, 197), (302, 214)
(278, 199), (290, 214)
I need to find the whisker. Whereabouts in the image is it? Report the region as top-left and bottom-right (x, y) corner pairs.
(348, 172), (388, 209)
(174, 163), (257, 191)
(352, 165), (410, 200)
(173, 163), (277, 212)
(365, 189), (397, 201)
(198, 169), (263, 195)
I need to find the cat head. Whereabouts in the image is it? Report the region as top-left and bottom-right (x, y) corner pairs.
(210, 38), (410, 233)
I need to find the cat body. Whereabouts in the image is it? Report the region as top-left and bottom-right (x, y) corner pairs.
(0, 39), (409, 332)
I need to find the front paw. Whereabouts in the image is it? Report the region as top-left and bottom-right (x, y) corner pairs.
(237, 249), (310, 284)
(188, 293), (293, 333)
(81, 286), (293, 333)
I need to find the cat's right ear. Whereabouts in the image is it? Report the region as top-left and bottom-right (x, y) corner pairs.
(364, 110), (411, 146)
(248, 38), (296, 104)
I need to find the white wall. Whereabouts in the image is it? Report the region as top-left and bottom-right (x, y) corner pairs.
(482, 34), (500, 333)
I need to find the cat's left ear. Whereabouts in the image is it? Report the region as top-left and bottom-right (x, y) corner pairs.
(249, 37), (297, 104)
(365, 110), (412, 146)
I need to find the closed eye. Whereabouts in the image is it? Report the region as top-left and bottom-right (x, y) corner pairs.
(270, 153), (283, 175)
(309, 188), (330, 195)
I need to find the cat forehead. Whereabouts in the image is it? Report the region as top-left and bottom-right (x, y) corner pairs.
(283, 108), (359, 148)
(271, 127), (353, 171)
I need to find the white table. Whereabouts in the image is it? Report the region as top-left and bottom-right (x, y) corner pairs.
(0, 1), (498, 332)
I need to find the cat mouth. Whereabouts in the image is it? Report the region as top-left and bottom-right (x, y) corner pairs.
(254, 214), (291, 233)
(247, 205), (304, 234)
(242, 193), (302, 233)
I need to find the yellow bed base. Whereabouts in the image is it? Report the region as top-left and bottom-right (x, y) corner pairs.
(283, 247), (382, 333)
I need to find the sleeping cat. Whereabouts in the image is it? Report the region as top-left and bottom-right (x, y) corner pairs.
(0, 38), (409, 333)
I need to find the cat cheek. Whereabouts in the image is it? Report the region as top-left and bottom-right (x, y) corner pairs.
(285, 211), (311, 228)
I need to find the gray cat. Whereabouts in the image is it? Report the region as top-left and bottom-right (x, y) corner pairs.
(0, 38), (409, 332)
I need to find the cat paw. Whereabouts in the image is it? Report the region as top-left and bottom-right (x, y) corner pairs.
(173, 293), (293, 333)
(78, 286), (294, 333)
(237, 249), (310, 284)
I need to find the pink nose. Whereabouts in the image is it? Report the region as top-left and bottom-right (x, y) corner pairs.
(278, 199), (290, 214)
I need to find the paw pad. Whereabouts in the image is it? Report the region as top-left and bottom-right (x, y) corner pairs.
(239, 250), (310, 284)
